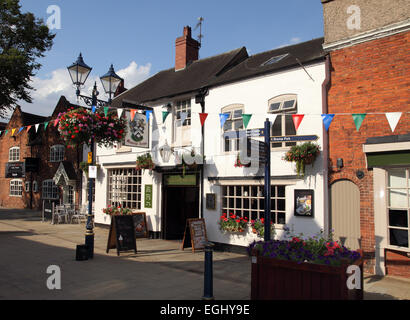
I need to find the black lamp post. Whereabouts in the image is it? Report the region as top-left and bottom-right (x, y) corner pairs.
(67, 53), (122, 259)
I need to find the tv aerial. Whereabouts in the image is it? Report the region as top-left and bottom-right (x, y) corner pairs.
(195, 17), (204, 48)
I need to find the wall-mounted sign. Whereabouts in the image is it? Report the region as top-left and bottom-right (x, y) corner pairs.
(88, 166), (97, 178)
(5, 162), (25, 178)
(294, 189), (314, 218)
(124, 111), (149, 148)
(165, 174), (196, 186)
(206, 193), (216, 210)
(144, 184), (153, 208)
(271, 135), (318, 142)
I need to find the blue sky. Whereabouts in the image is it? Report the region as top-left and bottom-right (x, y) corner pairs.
(15, 0), (324, 117)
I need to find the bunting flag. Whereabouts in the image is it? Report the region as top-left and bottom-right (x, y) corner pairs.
(117, 108), (124, 119)
(91, 105), (96, 113)
(162, 111), (170, 123)
(104, 107), (109, 117)
(18, 127), (24, 134)
(266, 114), (278, 126)
(26, 125), (32, 132)
(199, 113), (208, 126)
(145, 110), (152, 123)
(54, 118), (59, 127)
(292, 114), (305, 131)
(11, 128), (16, 136)
(4, 130), (8, 136)
(180, 112), (188, 125)
(385, 112), (402, 132)
(35, 124), (40, 133)
(242, 114), (252, 129)
(321, 114), (335, 131)
(352, 113), (366, 131)
(130, 109), (137, 121)
(219, 113), (229, 128)
(44, 122), (49, 130)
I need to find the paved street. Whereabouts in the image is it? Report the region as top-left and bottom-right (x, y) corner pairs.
(0, 208), (409, 300)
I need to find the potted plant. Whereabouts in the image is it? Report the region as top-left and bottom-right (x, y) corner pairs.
(251, 218), (275, 239)
(58, 108), (126, 148)
(136, 153), (155, 171)
(248, 228), (363, 300)
(102, 204), (132, 216)
(234, 153), (251, 168)
(283, 142), (320, 176)
(219, 212), (248, 233)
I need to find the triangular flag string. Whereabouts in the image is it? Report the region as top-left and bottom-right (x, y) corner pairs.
(104, 107), (109, 117)
(352, 113), (366, 131)
(292, 114), (304, 131)
(145, 110), (153, 123)
(35, 124), (40, 133)
(18, 127), (24, 134)
(242, 114), (252, 129)
(385, 112), (402, 132)
(162, 111), (170, 123)
(54, 118), (59, 127)
(321, 114), (335, 131)
(130, 109), (137, 121)
(219, 113), (229, 128)
(199, 113), (208, 126)
(26, 125), (32, 132)
(44, 122), (49, 131)
(11, 128), (16, 136)
(117, 108), (124, 119)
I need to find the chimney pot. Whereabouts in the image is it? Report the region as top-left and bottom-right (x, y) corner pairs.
(175, 25), (200, 71)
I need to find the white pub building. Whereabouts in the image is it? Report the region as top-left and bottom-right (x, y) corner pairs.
(87, 26), (328, 251)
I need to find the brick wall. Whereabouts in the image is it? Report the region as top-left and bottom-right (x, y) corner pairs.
(327, 31), (410, 276)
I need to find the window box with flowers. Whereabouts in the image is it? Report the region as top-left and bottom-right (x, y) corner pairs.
(102, 205), (132, 216)
(234, 153), (251, 168)
(219, 212), (248, 233)
(250, 218), (276, 239)
(136, 153), (155, 171)
(248, 228), (363, 300)
(283, 142), (320, 177)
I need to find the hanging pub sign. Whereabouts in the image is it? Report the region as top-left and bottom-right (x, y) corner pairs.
(5, 162), (25, 178)
(124, 111), (149, 148)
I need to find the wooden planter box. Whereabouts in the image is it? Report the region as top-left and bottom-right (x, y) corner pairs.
(251, 251), (363, 300)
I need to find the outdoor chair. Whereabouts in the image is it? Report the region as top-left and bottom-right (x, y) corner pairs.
(53, 205), (69, 224)
(71, 205), (88, 224)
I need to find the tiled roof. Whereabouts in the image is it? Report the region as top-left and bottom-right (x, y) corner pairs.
(112, 38), (325, 107)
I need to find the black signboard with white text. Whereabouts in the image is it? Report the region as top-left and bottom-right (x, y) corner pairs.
(5, 162), (25, 178)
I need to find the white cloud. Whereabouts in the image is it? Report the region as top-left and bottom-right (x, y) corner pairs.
(18, 61), (151, 117)
(276, 37), (302, 49)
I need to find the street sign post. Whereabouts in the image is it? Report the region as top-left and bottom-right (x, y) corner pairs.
(263, 119), (271, 241)
(270, 135), (318, 142)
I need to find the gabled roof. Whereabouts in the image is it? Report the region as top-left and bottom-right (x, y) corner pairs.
(112, 47), (249, 106)
(21, 111), (49, 126)
(112, 37), (325, 107)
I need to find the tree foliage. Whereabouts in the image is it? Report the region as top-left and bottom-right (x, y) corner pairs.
(0, 0), (55, 118)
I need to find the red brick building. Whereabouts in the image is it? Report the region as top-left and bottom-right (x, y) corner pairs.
(0, 96), (84, 210)
(322, 0), (410, 277)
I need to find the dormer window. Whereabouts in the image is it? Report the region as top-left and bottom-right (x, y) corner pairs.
(268, 94), (297, 148)
(9, 147), (20, 162)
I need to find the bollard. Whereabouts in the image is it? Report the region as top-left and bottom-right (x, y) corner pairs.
(202, 241), (215, 300)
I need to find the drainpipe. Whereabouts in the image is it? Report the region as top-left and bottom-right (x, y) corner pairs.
(195, 87), (208, 219)
(322, 54), (331, 236)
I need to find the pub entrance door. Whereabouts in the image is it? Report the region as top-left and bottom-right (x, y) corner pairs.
(162, 173), (199, 240)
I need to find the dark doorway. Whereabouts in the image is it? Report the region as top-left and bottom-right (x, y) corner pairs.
(163, 175), (199, 240)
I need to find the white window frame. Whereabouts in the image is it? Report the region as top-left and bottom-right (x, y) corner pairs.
(107, 168), (142, 210)
(9, 147), (20, 162)
(221, 184), (286, 225)
(221, 104), (245, 153)
(10, 179), (23, 197)
(32, 180), (38, 193)
(386, 168), (410, 250)
(268, 94), (298, 149)
(173, 99), (192, 146)
(42, 179), (59, 200)
(50, 145), (65, 162)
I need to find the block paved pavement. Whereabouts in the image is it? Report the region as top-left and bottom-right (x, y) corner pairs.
(0, 208), (409, 300)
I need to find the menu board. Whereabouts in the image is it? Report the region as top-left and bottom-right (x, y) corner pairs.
(106, 215), (137, 256)
(181, 218), (208, 252)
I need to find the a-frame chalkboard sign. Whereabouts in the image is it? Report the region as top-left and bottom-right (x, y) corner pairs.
(106, 215), (137, 256)
(181, 218), (207, 253)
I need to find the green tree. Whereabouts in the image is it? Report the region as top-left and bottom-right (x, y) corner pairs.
(0, 0), (55, 118)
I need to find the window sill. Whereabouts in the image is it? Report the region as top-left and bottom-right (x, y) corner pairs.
(385, 245), (410, 253)
(9, 194), (22, 197)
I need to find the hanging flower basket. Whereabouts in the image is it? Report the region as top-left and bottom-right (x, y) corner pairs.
(283, 142), (320, 176)
(219, 212), (248, 233)
(58, 108), (126, 148)
(79, 161), (101, 176)
(136, 153), (155, 171)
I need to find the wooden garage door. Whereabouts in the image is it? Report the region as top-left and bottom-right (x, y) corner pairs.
(330, 180), (361, 250)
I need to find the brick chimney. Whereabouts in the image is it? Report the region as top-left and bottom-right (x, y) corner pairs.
(175, 26), (200, 71)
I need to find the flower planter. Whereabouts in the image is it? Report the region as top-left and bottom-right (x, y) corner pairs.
(251, 250), (363, 300)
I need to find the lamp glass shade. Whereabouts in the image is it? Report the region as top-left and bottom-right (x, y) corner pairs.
(67, 53), (92, 86)
(159, 143), (172, 163)
(100, 64), (122, 95)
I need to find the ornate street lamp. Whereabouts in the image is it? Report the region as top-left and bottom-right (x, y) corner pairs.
(100, 64), (122, 103)
(159, 140), (172, 163)
(67, 53), (122, 259)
